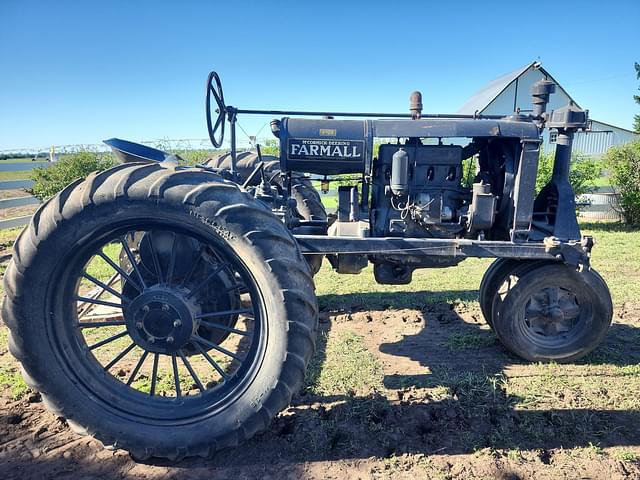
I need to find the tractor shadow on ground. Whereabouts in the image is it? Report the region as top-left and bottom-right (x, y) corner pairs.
(136, 289), (640, 471)
(219, 289), (640, 465)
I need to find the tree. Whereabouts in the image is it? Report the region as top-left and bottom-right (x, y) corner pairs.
(634, 62), (640, 134)
(29, 152), (117, 201)
(604, 140), (640, 225)
(535, 150), (602, 197)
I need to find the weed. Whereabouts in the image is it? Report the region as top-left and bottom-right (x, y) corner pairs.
(506, 448), (523, 463)
(614, 449), (639, 463)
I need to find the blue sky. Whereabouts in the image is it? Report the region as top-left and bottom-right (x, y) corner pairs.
(1, 0), (638, 151)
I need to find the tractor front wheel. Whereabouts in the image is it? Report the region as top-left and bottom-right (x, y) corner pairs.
(491, 263), (612, 362)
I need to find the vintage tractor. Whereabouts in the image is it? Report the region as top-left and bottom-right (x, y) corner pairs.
(2, 71), (612, 459)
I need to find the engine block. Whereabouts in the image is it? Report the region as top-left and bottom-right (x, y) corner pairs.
(371, 142), (469, 239)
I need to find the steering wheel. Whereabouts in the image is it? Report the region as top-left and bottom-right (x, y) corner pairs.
(206, 71), (226, 148)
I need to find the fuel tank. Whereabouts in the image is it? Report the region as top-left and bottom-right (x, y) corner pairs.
(275, 118), (369, 174)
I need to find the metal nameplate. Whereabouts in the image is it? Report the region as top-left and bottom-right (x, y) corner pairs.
(287, 138), (364, 160)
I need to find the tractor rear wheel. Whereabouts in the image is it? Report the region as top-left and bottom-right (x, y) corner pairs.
(492, 263), (612, 362)
(2, 162), (318, 460)
(206, 151), (327, 274)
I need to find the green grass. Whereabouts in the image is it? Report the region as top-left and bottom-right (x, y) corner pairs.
(614, 449), (639, 463)
(305, 330), (384, 396)
(313, 222), (640, 309)
(84, 243), (123, 282)
(0, 226), (23, 246)
(444, 331), (497, 350)
(592, 176), (611, 188)
(0, 365), (29, 400)
(315, 257), (491, 311)
(0, 328), (29, 400)
(320, 194), (337, 211)
(582, 222), (640, 304)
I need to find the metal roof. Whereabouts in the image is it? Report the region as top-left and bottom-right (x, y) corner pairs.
(457, 62), (638, 137)
(457, 61), (581, 114)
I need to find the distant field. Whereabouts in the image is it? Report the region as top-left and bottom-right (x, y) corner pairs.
(0, 170), (36, 182)
(0, 157), (44, 163)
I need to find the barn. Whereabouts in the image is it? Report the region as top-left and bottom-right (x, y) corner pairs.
(458, 61), (638, 156)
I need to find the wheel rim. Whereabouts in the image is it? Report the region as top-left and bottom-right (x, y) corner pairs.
(518, 285), (587, 348)
(50, 221), (266, 422)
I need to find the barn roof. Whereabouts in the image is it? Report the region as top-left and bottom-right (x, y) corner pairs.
(458, 61), (581, 114)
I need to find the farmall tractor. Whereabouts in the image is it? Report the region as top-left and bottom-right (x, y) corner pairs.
(2, 71), (612, 459)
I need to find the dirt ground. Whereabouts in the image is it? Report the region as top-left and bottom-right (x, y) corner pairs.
(1, 294), (639, 480)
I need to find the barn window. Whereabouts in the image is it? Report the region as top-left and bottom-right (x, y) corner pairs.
(549, 131), (558, 143)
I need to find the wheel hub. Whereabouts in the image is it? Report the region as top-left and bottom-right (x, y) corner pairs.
(526, 287), (578, 337)
(125, 287), (200, 354)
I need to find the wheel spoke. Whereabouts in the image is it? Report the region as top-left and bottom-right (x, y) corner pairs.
(220, 283), (247, 295)
(199, 320), (252, 337)
(544, 322), (560, 336)
(78, 321), (126, 329)
(166, 232), (177, 285)
(546, 287), (559, 305)
(178, 350), (206, 392)
(97, 251), (142, 293)
(193, 341), (229, 381)
(213, 111), (224, 131)
(171, 353), (182, 399)
(192, 334), (242, 362)
(525, 306), (545, 319)
(127, 350), (149, 385)
(180, 250), (203, 288)
(147, 232), (163, 283)
(527, 316), (547, 333)
(119, 236), (147, 290)
(186, 264), (224, 299)
(82, 272), (129, 302)
(150, 353), (160, 396)
(77, 272), (120, 318)
(75, 296), (123, 310)
(88, 330), (128, 350)
(196, 308), (253, 320)
(559, 297), (581, 320)
(104, 342), (136, 371)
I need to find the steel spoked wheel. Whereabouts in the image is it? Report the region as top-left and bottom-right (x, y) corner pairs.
(493, 263), (613, 362)
(71, 225), (262, 408)
(3, 163), (318, 459)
